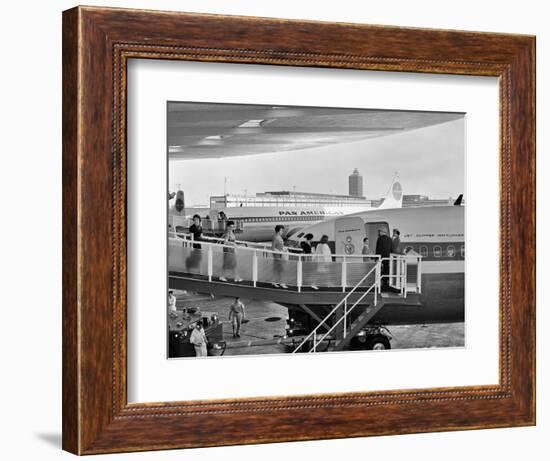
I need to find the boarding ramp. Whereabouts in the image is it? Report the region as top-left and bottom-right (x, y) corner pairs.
(169, 232), (421, 309)
(169, 232), (384, 287)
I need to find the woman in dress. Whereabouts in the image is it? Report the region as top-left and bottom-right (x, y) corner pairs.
(186, 214), (203, 270)
(188, 214), (203, 249)
(300, 233), (318, 290)
(315, 234), (333, 263)
(300, 233), (314, 260)
(220, 221), (242, 282)
(361, 236), (374, 262)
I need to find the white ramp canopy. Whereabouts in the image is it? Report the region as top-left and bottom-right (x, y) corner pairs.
(168, 102), (463, 160)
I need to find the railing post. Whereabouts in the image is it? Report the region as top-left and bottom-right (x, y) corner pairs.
(397, 255), (402, 291)
(343, 299), (347, 338)
(376, 258), (381, 294)
(252, 250), (258, 287)
(393, 253), (401, 291)
(313, 331), (317, 353)
(389, 255), (394, 289)
(341, 257), (347, 292)
(297, 256), (302, 293)
(402, 258), (407, 297)
(207, 244), (213, 282)
(398, 256), (402, 290)
(417, 257), (422, 293)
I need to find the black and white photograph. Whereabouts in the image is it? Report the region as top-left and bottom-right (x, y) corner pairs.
(167, 102), (466, 358)
(3, 1), (542, 458)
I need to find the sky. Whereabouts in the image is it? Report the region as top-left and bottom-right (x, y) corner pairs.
(169, 117), (465, 207)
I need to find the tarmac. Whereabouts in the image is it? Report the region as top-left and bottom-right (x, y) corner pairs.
(172, 289), (465, 357)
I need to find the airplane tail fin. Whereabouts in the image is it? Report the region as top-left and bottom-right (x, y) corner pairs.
(168, 190), (185, 216)
(453, 194), (464, 206)
(377, 174), (403, 209)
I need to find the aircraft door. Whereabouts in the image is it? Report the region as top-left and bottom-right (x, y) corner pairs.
(335, 217), (366, 256)
(364, 221), (390, 254)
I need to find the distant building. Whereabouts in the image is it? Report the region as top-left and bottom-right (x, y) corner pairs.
(348, 168), (363, 197)
(210, 190), (373, 208)
(369, 194), (454, 208)
(402, 194), (453, 207)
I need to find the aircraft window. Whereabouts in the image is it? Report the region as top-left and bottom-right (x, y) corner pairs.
(433, 246), (442, 258)
(420, 246), (428, 257)
(447, 246), (455, 257)
(297, 233), (304, 238)
(461, 245), (465, 257)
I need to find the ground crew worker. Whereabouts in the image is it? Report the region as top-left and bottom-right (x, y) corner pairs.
(229, 297), (246, 338)
(168, 290), (177, 313)
(190, 321), (208, 357)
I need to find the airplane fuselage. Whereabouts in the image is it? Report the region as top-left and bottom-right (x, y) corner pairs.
(168, 178), (404, 242)
(289, 206), (465, 324)
(201, 205), (377, 242)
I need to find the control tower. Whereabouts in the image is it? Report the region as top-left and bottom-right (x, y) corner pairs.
(348, 168), (364, 197)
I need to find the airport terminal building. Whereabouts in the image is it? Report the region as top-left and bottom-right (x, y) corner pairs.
(210, 191), (453, 209)
(209, 190), (375, 209)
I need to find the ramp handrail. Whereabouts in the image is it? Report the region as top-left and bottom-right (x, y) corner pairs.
(169, 230), (379, 262)
(383, 253), (422, 295)
(169, 229), (296, 252)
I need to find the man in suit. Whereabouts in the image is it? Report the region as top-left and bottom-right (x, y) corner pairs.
(375, 228), (393, 290)
(391, 228), (402, 255)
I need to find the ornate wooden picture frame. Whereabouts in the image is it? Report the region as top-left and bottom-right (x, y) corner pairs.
(62, 6), (535, 455)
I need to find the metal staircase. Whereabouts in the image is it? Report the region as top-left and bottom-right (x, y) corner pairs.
(291, 255), (422, 353)
(331, 303), (387, 351)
